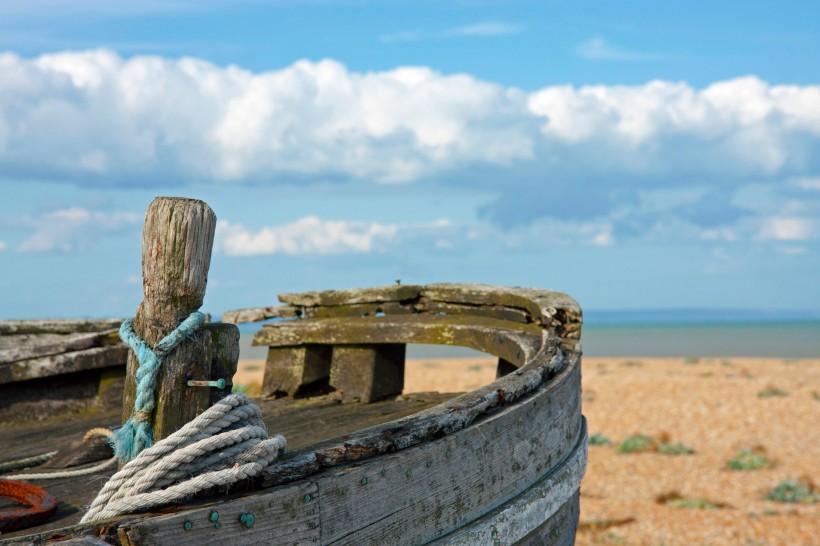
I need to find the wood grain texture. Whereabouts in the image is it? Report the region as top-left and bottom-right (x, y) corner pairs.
(0, 319), (123, 336)
(415, 299), (532, 324)
(329, 344), (405, 403)
(313, 356), (582, 545)
(512, 490), (579, 546)
(121, 197), (239, 442)
(220, 306), (300, 324)
(253, 315), (541, 367)
(279, 285), (422, 307)
(430, 420), (587, 545)
(0, 346), (128, 384)
(261, 346), (332, 398)
(121, 481), (320, 546)
(0, 330), (120, 363)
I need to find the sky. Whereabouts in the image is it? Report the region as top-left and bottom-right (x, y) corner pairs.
(0, 0), (819, 320)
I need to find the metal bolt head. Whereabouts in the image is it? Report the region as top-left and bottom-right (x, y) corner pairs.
(183, 520), (192, 531)
(360, 477), (368, 486)
(209, 510), (219, 522)
(214, 522), (221, 529)
(304, 494), (312, 503)
(243, 513), (255, 528)
(239, 513), (247, 523)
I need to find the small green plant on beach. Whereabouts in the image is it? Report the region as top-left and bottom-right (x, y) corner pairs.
(231, 383), (250, 394)
(658, 442), (695, 455)
(621, 360), (644, 367)
(812, 391), (820, 401)
(593, 531), (626, 544)
(589, 432), (613, 446)
(658, 491), (722, 510)
(617, 434), (655, 453)
(757, 387), (788, 398)
(467, 364), (483, 372)
(764, 479), (819, 504)
(683, 357), (700, 365)
(668, 497), (720, 509)
(727, 449), (771, 471)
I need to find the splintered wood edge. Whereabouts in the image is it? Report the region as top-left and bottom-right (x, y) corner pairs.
(226, 283), (582, 340)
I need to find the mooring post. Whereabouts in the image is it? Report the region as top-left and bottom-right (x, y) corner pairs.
(121, 197), (240, 442)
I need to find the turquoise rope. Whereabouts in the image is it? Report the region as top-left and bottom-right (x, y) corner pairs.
(112, 311), (206, 463)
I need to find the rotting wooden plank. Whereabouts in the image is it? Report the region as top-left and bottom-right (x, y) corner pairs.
(0, 330), (120, 360)
(314, 357), (582, 545)
(260, 342), (571, 486)
(430, 420), (587, 545)
(330, 344), (405, 403)
(301, 302), (416, 320)
(220, 306), (300, 325)
(415, 299), (532, 324)
(278, 285), (423, 307)
(0, 368), (114, 423)
(261, 345), (332, 398)
(0, 319), (124, 336)
(119, 481), (320, 546)
(253, 315), (541, 367)
(0, 346), (128, 385)
(421, 284), (582, 349)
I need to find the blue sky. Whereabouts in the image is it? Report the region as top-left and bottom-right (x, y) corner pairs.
(0, 0), (818, 319)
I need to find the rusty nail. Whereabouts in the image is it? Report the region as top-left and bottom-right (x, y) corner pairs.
(183, 520), (192, 531)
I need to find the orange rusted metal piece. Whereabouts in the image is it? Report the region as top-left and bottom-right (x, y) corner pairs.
(0, 478), (58, 533)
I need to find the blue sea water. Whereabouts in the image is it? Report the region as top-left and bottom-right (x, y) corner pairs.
(234, 310), (820, 360)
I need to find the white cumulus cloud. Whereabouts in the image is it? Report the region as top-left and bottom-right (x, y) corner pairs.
(216, 217), (399, 256)
(759, 216), (812, 241)
(0, 50), (819, 238)
(16, 207), (140, 252)
(574, 37), (659, 61)
(0, 240), (6, 251)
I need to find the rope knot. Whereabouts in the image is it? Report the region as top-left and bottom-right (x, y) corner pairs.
(112, 311), (206, 463)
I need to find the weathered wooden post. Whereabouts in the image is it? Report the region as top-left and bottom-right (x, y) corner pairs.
(121, 197), (239, 441)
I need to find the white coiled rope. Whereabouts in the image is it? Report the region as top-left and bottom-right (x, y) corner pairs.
(81, 393), (286, 523)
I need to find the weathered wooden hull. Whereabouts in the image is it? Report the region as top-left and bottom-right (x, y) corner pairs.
(1, 283), (586, 545)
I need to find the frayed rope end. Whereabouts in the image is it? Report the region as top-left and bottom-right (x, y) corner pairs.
(111, 418), (154, 463)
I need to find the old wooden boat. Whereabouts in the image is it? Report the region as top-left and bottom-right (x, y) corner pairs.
(0, 198), (586, 545)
